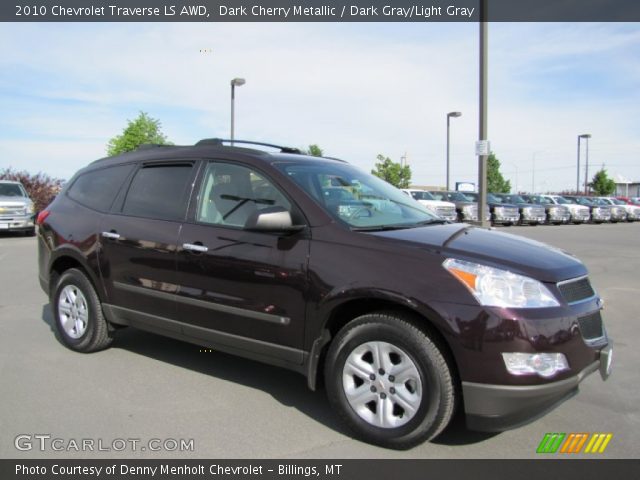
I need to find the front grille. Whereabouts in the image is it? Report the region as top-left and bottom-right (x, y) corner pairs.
(558, 277), (595, 304)
(0, 207), (25, 216)
(503, 207), (519, 217)
(578, 311), (604, 340)
(576, 209), (590, 219)
(435, 206), (456, 219)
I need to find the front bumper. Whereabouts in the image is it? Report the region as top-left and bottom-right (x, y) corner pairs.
(464, 343), (612, 431)
(492, 212), (520, 225)
(521, 212), (547, 224)
(570, 211), (591, 223)
(547, 210), (571, 224)
(0, 215), (35, 232)
(590, 209), (611, 222)
(609, 211), (627, 222)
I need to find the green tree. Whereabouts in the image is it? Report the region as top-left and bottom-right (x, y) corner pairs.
(304, 144), (324, 157)
(487, 152), (511, 193)
(107, 112), (172, 156)
(589, 167), (616, 195)
(371, 154), (412, 188)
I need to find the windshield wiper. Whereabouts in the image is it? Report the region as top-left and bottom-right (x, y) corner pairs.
(351, 219), (447, 231)
(351, 224), (415, 232)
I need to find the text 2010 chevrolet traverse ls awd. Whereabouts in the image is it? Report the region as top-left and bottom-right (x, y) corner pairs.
(37, 139), (612, 449)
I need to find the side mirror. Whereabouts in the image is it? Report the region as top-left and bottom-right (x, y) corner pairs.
(245, 207), (305, 233)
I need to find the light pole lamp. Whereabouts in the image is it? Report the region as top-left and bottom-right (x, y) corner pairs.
(230, 77), (246, 143)
(446, 111), (462, 191)
(577, 133), (591, 194)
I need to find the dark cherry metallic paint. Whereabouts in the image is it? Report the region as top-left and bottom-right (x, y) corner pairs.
(37, 144), (610, 433)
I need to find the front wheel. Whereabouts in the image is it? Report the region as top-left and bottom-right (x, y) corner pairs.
(52, 268), (113, 352)
(324, 313), (456, 449)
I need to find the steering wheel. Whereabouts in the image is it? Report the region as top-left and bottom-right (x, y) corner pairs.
(347, 206), (374, 219)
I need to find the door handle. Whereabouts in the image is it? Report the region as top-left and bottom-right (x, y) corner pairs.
(182, 243), (208, 253)
(101, 231), (121, 240)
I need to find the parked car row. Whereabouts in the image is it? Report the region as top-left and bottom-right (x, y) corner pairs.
(402, 188), (640, 226)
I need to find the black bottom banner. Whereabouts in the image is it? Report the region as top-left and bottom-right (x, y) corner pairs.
(2, 459), (639, 480)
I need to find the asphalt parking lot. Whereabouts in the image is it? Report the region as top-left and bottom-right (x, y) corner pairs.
(0, 223), (637, 459)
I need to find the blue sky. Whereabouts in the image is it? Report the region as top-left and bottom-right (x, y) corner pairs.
(1, 22), (639, 192)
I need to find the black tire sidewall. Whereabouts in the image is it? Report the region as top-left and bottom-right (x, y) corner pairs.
(52, 269), (101, 351)
(326, 317), (450, 447)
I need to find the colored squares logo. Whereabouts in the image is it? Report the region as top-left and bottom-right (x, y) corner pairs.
(537, 433), (613, 454)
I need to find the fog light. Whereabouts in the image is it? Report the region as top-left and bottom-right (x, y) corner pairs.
(502, 353), (569, 378)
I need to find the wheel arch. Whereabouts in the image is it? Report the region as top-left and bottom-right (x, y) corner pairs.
(49, 249), (104, 303)
(306, 295), (461, 392)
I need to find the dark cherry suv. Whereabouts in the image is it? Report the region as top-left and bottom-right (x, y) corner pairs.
(37, 139), (612, 449)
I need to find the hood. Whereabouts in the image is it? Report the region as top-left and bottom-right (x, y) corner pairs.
(369, 224), (585, 283)
(0, 196), (30, 206)
(416, 199), (455, 208)
(565, 203), (589, 212)
(513, 202), (541, 209)
(489, 202), (518, 208)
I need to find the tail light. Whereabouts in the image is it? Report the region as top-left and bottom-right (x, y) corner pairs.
(36, 210), (50, 225)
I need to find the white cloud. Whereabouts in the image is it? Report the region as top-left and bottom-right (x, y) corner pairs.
(1, 22), (639, 190)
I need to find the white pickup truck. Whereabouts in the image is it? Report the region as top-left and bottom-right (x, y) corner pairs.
(401, 189), (457, 222)
(0, 180), (36, 236)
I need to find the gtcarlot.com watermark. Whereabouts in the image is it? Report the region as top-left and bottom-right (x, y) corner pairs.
(15, 434), (194, 453)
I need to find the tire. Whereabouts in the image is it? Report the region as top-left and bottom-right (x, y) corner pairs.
(324, 312), (456, 449)
(51, 268), (113, 352)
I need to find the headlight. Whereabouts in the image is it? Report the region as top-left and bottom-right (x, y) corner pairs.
(443, 258), (560, 308)
(27, 204), (35, 214)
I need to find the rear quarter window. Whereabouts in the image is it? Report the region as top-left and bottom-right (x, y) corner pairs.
(67, 164), (133, 212)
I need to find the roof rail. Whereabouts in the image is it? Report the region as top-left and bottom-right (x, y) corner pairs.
(136, 144), (171, 151)
(195, 138), (301, 154)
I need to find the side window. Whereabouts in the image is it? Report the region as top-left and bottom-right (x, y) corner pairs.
(197, 162), (291, 227)
(67, 164), (133, 212)
(122, 164), (193, 221)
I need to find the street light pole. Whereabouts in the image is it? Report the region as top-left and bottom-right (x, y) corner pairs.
(584, 135), (591, 195)
(446, 111), (462, 191)
(230, 77), (246, 144)
(477, 1), (489, 228)
(577, 134), (591, 194)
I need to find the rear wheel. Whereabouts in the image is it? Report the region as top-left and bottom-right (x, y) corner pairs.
(52, 268), (113, 352)
(324, 312), (456, 449)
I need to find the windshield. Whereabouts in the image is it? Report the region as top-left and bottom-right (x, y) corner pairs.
(427, 191), (447, 201)
(553, 196), (570, 205)
(486, 193), (501, 203)
(0, 183), (26, 197)
(462, 192), (478, 202)
(575, 197), (593, 206)
(505, 195), (526, 203)
(612, 199), (625, 205)
(408, 190), (436, 201)
(276, 161), (439, 229)
(445, 191), (470, 202)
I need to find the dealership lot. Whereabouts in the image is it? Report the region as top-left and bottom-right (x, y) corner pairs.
(0, 224), (637, 459)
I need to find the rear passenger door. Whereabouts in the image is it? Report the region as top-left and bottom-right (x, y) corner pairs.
(98, 162), (198, 326)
